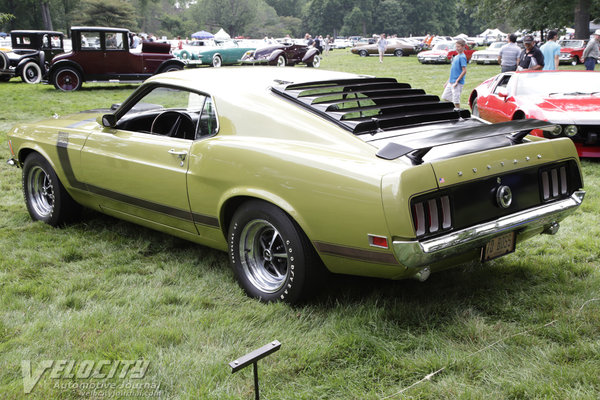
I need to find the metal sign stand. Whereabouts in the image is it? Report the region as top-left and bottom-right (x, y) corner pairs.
(229, 340), (281, 400)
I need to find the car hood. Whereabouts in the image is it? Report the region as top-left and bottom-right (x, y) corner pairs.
(560, 47), (582, 52)
(527, 96), (600, 124)
(419, 50), (448, 56)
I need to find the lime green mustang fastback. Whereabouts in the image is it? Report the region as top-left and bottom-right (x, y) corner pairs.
(7, 67), (585, 303)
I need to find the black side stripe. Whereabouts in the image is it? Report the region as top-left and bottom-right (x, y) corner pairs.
(56, 131), (220, 228)
(313, 241), (399, 265)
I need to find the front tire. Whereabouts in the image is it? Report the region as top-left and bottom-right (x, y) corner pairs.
(394, 49), (404, 57)
(276, 55), (286, 67)
(359, 50), (368, 57)
(21, 61), (42, 84)
(212, 55), (222, 67)
(53, 67), (82, 91)
(471, 97), (480, 117)
(228, 200), (321, 303)
(22, 153), (80, 226)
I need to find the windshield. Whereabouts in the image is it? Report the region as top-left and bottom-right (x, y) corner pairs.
(559, 40), (584, 48)
(516, 72), (600, 96)
(432, 42), (453, 51)
(489, 42), (504, 49)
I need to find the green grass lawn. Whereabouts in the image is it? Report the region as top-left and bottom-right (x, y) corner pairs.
(1, 52), (599, 399)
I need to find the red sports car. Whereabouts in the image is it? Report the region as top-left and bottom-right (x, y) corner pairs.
(417, 42), (475, 64)
(469, 70), (600, 157)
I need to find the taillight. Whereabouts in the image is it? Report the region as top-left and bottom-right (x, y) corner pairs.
(412, 194), (452, 238)
(540, 165), (568, 201)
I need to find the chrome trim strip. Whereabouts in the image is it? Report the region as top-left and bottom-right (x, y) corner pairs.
(393, 191), (585, 269)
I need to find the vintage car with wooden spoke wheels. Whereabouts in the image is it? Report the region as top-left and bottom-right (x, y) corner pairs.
(7, 67), (585, 303)
(49, 26), (183, 91)
(469, 70), (600, 158)
(240, 42), (320, 67)
(0, 30), (64, 83)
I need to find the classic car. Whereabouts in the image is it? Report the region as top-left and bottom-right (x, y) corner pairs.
(469, 70), (600, 157)
(181, 40), (258, 67)
(172, 39), (214, 62)
(417, 42), (475, 64)
(558, 39), (587, 65)
(240, 42), (320, 67)
(350, 39), (419, 57)
(470, 41), (505, 64)
(49, 26), (184, 91)
(0, 30), (64, 83)
(7, 68), (585, 303)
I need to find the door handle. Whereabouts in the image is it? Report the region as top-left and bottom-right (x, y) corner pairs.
(168, 149), (187, 166)
(168, 149), (187, 160)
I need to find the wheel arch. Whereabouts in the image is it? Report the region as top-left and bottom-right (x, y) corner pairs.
(512, 110), (526, 120)
(468, 90), (478, 108)
(267, 49), (285, 63)
(15, 56), (40, 75)
(157, 59), (185, 73)
(50, 60), (84, 81)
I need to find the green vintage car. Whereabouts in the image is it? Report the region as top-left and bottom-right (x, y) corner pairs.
(173, 40), (258, 67)
(7, 67), (585, 303)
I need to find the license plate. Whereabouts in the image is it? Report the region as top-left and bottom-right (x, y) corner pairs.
(481, 231), (516, 261)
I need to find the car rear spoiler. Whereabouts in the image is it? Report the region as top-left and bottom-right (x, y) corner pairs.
(375, 119), (556, 164)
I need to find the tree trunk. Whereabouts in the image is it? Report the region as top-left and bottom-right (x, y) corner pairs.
(574, 0), (590, 39)
(41, 1), (53, 30)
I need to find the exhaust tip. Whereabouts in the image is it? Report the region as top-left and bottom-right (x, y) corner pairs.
(543, 222), (560, 235)
(413, 267), (431, 282)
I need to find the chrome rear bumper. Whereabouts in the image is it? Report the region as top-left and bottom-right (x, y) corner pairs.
(393, 190), (585, 269)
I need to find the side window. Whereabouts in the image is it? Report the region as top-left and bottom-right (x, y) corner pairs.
(493, 75), (511, 94)
(80, 32), (101, 50)
(106, 33), (125, 50)
(117, 86), (218, 140)
(42, 35), (50, 49)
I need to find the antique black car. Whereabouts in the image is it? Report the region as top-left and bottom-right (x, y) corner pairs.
(0, 30), (64, 84)
(240, 41), (320, 67)
(49, 26), (184, 91)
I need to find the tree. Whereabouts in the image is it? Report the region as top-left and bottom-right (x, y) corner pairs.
(302, 0), (344, 36)
(198, 0), (258, 37)
(74, 0), (138, 29)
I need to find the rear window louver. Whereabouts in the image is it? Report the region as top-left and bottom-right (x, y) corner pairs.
(271, 78), (469, 135)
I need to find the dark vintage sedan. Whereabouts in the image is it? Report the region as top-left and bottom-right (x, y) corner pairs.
(49, 26), (184, 91)
(240, 42), (320, 67)
(0, 30), (64, 83)
(350, 39), (419, 57)
(469, 70), (600, 158)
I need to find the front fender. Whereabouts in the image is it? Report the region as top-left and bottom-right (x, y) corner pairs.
(157, 58), (185, 72)
(302, 48), (319, 62)
(49, 60), (84, 79)
(267, 50), (285, 63)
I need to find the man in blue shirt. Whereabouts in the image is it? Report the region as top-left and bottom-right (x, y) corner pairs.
(540, 30), (560, 70)
(441, 39), (467, 108)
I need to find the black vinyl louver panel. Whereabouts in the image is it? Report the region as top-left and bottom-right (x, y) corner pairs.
(271, 78), (466, 135)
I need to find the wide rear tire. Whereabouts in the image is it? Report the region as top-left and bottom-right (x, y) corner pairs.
(228, 200), (322, 303)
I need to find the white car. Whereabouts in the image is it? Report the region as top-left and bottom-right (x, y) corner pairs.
(471, 41), (505, 64)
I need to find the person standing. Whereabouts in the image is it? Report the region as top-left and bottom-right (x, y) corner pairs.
(377, 33), (388, 63)
(582, 29), (600, 71)
(518, 35), (544, 70)
(540, 30), (560, 70)
(441, 39), (468, 108)
(498, 33), (521, 72)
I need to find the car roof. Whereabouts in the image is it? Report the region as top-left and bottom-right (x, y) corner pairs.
(146, 67), (364, 99)
(11, 30), (63, 36)
(71, 26), (130, 33)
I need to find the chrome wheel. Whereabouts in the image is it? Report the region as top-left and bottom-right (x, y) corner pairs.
(27, 165), (55, 218)
(238, 219), (289, 293)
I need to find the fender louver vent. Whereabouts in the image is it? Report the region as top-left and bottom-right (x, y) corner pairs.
(271, 78), (469, 135)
